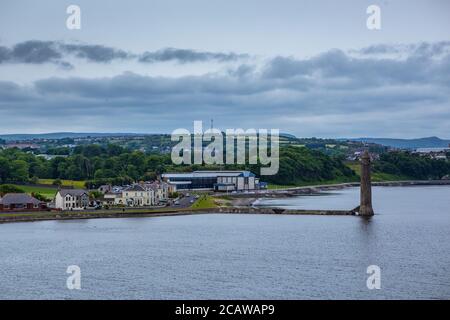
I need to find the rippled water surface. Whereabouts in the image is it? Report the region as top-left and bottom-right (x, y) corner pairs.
(0, 186), (449, 299)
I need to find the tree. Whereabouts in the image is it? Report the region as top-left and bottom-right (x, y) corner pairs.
(0, 184), (25, 196)
(10, 160), (29, 182)
(0, 157), (10, 183)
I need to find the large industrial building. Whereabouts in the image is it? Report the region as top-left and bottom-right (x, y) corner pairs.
(162, 171), (263, 191)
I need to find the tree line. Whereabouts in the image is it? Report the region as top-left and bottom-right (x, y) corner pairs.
(0, 144), (448, 187)
(0, 144), (359, 187)
(374, 151), (450, 180)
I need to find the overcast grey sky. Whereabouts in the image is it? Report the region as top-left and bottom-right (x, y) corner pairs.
(0, 0), (449, 138)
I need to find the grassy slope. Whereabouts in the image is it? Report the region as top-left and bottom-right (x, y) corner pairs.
(38, 179), (86, 188)
(345, 163), (411, 182)
(267, 162), (412, 189)
(11, 185), (57, 198)
(190, 195), (218, 209)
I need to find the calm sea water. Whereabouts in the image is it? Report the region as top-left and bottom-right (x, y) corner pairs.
(0, 186), (449, 300)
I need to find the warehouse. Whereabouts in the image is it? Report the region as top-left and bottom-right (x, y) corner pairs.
(162, 171), (260, 191)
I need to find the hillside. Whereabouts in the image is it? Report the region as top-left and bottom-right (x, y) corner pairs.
(348, 137), (450, 149)
(0, 132), (144, 141)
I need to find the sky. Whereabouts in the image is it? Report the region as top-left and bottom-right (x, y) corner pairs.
(0, 0), (449, 138)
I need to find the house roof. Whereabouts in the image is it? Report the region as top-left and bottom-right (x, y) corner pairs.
(123, 184), (146, 192)
(104, 192), (120, 198)
(58, 189), (88, 197)
(0, 193), (43, 205)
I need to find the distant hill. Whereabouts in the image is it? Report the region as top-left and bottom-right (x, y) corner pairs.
(1, 131), (297, 141)
(0, 132), (145, 141)
(348, 137), (450, 149)
(3, 132), (448, 150)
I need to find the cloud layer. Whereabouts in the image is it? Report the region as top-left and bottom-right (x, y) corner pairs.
(0, 41), (449, 137)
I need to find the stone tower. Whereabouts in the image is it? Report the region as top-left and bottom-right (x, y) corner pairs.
(359, 150), (374, 216)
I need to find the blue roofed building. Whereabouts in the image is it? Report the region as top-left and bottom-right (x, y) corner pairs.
(162, 170), (262, 191)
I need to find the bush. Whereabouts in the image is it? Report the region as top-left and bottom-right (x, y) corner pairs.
(0, 184), (25, 196)
(89, 190), (103, 199)
(30, 176), (40, 184)
(169, 191), (180, 199)
(32, 192), (50, 202)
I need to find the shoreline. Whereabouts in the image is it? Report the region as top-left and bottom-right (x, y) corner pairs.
(268, 179), (450, 194)
(1, 180), (449, 224)
(230, 179), (450, 206)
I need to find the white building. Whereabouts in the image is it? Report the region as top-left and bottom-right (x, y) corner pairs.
(115, 184), (155, 207)
(144, 181), (171, 202)
(55, 189), (89, 210)
(102, 182), (171, 207)
(414, 147), (449, 160)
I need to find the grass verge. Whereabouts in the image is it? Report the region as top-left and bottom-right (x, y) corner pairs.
(190, 195), (219, 209)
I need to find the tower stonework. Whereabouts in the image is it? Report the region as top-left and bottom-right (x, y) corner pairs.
(359, 150), (374, 216)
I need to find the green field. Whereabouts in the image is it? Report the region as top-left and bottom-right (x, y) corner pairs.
(6, 180), (85, 200)
(11, 185), (58, 198)
(38, 179), (86, 188)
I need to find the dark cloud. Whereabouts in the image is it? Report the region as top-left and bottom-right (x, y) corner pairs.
(0, 40), (130, 65)
(0, 40), (247, 67)
(0, 40), (62, 64)
(0, 41), (67, 66)
(0, 46), (12, 63)
(59, 44), (132, 63)
(139, 48), (247, 63)
(11, 40), (61, 64)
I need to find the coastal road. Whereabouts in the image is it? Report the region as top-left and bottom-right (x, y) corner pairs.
(171, 194), (197, 208)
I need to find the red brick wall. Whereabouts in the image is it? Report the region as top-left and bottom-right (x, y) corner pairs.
(0, 203), (47, 212)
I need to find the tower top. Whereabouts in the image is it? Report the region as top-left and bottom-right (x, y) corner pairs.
(361, 150), (371, 164)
